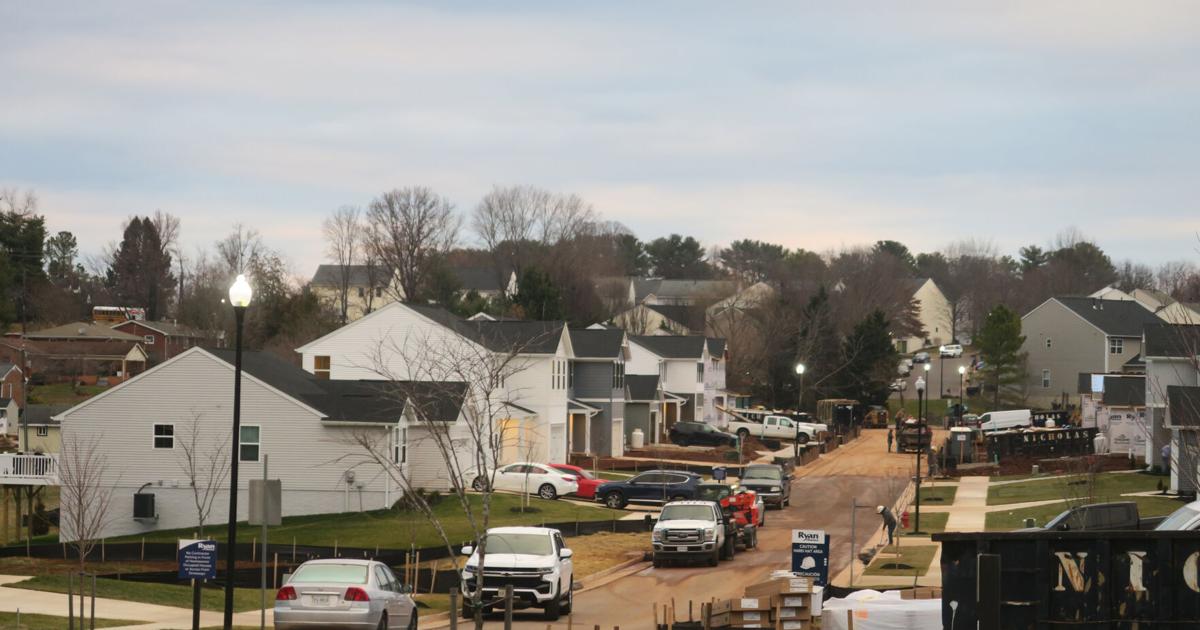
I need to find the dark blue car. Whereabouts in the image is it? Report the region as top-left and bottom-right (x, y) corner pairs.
(594, 470), (702, 509)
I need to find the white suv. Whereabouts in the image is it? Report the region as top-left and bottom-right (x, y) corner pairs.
(460, 527), (574, 620)
(940, 344), (964, 358)
(652, 500), (729, 567)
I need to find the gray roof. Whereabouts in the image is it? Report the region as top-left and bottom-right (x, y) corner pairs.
(453, 267), (508, 292)
(706, 338), (726, 358)
(1144, 323), (1200, 358)
(310, 264), (391, 287)
(634, 279), (736, 303)
(0, 363), (16, 376)
(631, 335), (707, 359)
(569, 328), (625, 359)
(1078, 372), (1095, 394)
(114, 320), (204, 338)
(1123, 353), (1145, 369)
(25, 404), (73, 426)
(26, 322), (143, 341)
(645, 304), (706, 331)
(206, 348), (465, 423)
(1168, 385), (1200, 427)
(1054, 297), (1160, 337)
(625, 374), (660, 401)
(1102, 376), (1145, 407)
(408, 303), (564, 354)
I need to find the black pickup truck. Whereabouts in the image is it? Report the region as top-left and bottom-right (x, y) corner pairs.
(1017, 501), (1166, 532)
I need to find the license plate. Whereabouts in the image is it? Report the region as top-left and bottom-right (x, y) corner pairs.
(675, 546), (688, 552)
(309, 595), (333, 606)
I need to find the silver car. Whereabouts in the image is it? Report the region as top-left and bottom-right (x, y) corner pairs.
(275, 558), (417, 630)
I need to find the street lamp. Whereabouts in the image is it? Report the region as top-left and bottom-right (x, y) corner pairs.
(958, 365), (967, 427)
(223, 274), (252, 628)
(793, 363), (806, 460)
(913, 375), (926, 535)
(938, 346), (946, 398)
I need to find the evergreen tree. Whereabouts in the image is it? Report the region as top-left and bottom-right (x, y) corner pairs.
(107, 216), (176, 320)
(45, 231), (79, 283)
(0, 208), (47, 329)
(837, 310), (898, 406)
(645, 234), (710, 279)
(515, 267), (563, 320)
(976, 305), (1027, 407)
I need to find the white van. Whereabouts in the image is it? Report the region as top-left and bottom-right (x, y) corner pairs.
(977, 409), (1032, 432)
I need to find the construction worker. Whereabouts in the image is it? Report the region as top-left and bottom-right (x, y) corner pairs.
(886, 429), (894, 453)
(877, 505), (898, 545)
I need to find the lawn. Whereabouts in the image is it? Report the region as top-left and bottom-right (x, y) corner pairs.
(596, 471), (635, 481)
(11, 575), (265, 612)
(984, 495), (1186, 531)
(986, 471), (1166, 506)
(0, 611), (137, 629)
(863, 545), (938, 577)
(26, 383), (108, 405)
(902, 511), (948, 535)
(918, 485), (957, 505)
(113, 493), (625, 549)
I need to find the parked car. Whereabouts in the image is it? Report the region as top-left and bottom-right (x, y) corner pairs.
(594, 469), (702, 509)
(913, 351), (931, 363)
(728, 415), (818, 444)
(736, 464), (792, 508)
(274, 559), (416, 630)
(1018, 501), (1166, 532)
(669, 421), (738, 448)
(890, 378), (908, 392)
(940, 344), (964, 358)
(1155, 500), (1200, 530)
(471, 462), (579, 500)
(459, 526), (574, 620)
(651, 500), (733, 567)
(548, 463), (603, 499)
(898, 358), (913, 375)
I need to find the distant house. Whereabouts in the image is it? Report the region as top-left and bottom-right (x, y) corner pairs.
(1022, 297), (1161, 407)
(0, 322), (147, 385)
(893, 278), (953, 354)
(1088, 286), (1136, 301)
(0, 397), (18, 437)
(111, 320), (207, 364)
(57, 346), (469, 540)
(1077, 373), (1147, 458)
(18, 404), (70, 454)
(1129, 288), (1200, 325)
(451, 267), (517, 299)
(567, 328), (628, 457)
(631, 278), (737, 307)
(627, 335), (726, 429)
(1142, 323), (1200, 491)
(309, 264), (398, 322)
(612, 303), (706, 336)
(0, 363), (22, 408)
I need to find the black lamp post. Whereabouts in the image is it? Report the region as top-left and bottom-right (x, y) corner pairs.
(223, 274), (252, 629)
(958, 365), (967, 427)
(914, 374), (926, 535)
(793, 362), (806, 460)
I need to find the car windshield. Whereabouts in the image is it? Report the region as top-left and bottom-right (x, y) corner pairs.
(484, 533), (553, 555)
(660, 505), (715, 521)
(742, 467), (781, 480)
(1156, 505), (1200, 530)
(290, 563), (369, 584)
(696, 424), (715, 432)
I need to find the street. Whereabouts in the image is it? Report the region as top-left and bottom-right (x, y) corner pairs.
(893, 352), (973, 410)
(459, 429), (913, 629)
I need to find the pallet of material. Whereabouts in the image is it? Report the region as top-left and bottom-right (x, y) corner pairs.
(743, 576), (814, 598)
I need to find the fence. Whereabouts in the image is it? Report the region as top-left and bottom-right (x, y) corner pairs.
(985, 427), (1097, 461)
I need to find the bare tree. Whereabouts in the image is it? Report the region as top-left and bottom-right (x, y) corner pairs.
(217, 223), (265, 275)
(367, 187), (461, 303)
(323, 206), (362, 324)
(58, 435), (116, 569)
(177, 411), (230, 538)
(472, 185), (596, 286)
(0, 188), (38, 215)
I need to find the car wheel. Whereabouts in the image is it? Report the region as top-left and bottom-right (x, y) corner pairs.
(676, 437), (689, 447)
(736, 428), (750, 441)
(797, 433), (810, 445)
(783, 496), (790, 507)
(471, 477), (487, 492)
(652, 556), (663, 568)
(408, 609), (417, 630)
(721, 535), (735, 560)
(460, 601), (472, 619)
(538, 483), (558, 500)
(377, 612), (387, 630)
(562, 585), (574, 614)
(544, 591), (562, 621)
(708, 548), (720, 566)
(605, 492), (626, 509)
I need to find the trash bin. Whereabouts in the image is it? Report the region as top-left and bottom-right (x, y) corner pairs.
(631, 428), (644, 449)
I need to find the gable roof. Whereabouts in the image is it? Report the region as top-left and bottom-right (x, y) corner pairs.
(630, 335), (707, 359)
(625, 374), (660, 401)
(634, 278), (736, 303)
(569, 328), (625, 359)
(1054, 297), (1160, 337)
(452, 266), (510, 292)
(1168, 385), (1200, 428)
(23, 404), (73, 426)
(310, 264), (391, 287)
(1144, 323), (1200, 358)
(0, 362), (17, 377)
(1102, 375), (1145, 407)
(645, 304), (706, 331)
(113, 319), (204, 338)
(25, 322), (142, 341)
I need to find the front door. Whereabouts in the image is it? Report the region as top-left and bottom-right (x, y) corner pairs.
(569, 413), (589, 454)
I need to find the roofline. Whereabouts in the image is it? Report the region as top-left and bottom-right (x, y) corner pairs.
(112, 320), (199, 338)
(1024, 297), (1107, 336)
(295, 301), (408, 352)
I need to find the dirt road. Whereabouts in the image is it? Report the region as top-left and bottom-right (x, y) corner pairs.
(452, 429), (912, 629)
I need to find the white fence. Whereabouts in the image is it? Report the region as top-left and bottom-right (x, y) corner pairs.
(0, 453), (59, 485)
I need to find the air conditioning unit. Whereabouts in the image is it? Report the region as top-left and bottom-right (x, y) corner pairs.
(133, 492), (157, 521)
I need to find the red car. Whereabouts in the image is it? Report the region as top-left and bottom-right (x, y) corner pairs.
(549, 464), (604, 499)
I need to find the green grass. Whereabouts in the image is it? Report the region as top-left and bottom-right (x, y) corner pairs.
(918, 485), (957, 505)
(863, 545), (938, 577)
(902, 511), (948, 535)
(986, 471), (1165, 506)
(415, 593), (451, 613)
(596, 471), (634, 481)
(10, 575), (265, 612)
(113, 493), (624, 549)
(984, 495), (1186, 531)
(989, 472), (1053, 482)
(26, 383), (107, 405)
(0, 611), (138, 629)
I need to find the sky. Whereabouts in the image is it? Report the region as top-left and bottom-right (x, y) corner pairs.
(3, 1), (1199, 279)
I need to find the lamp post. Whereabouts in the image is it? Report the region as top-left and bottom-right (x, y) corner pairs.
(223, 274), (252, 629)
(913, 375), (926, 535)
(938, 346), (946, 398)
(793, 363), (806, 459)
(958, 365), (967, 427)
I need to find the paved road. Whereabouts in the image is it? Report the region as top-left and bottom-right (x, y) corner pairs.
(463, 430), (908, 629)
(893, 353), (972, 403)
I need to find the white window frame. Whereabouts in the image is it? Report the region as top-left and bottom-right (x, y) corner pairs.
(36, 426), (49, 437)
(314, 355), (331, 380)
(393, 425), (407, 465)
(143, 334), (156, 345)
(239, 425), (261, 462)
(1109, 338), (1124, 355)
(1041, 369), (1051, 389)
(696, 363), (704, 383)
(153, 423), (174, 449)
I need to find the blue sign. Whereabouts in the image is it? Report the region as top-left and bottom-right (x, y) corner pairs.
(790, 529), (829, 586)
(178, 539), (217, 580)
(712, 467), (727, 481)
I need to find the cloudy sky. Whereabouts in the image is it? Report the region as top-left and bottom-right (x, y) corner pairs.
(3, 1), (1199, 278)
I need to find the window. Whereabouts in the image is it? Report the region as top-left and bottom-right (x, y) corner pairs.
(375, 287), (383, 298)
(1109, 338), (1124, 354)
(612, 361), (625, 389)
(1045, 338), (1052, 349)
(314, 356), (331, 380)
(153, 423), (174, 448)
(36, 426), (48, 437)
(357, 287), (365, 298)
(143, 334), (155, 345)
(697, 363), (704, 383)
(1041, 369), (1051, 389)
(392, 426), (407, 465)
(239, 425), (261, 462)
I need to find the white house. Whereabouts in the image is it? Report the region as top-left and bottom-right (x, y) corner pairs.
(627, 335), (725, 430)
(1143, 323), (1200, 493)
(893, 278), (953, 354)
(296, 302), (570, 464)
(56, 346), (470, 540)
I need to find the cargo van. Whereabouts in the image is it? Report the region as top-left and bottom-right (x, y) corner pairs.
(977, 409), (1032, 432)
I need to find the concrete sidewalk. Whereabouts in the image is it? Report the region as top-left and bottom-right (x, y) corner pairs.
(943, 476), (989, 531)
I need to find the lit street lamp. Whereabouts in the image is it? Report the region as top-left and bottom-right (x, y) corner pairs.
(958, 365), (967, 427)
(793, 362), (806, 459)
(913, 375), (926, 535)
(223, 274), (253, 628)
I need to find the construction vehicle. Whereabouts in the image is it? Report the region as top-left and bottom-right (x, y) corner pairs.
(896, 418), (931, 453)
(695, 482), (762, 550)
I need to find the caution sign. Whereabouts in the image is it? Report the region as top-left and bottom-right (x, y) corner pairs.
(790, 529), (829, 586)
(178, 539), (217, 580)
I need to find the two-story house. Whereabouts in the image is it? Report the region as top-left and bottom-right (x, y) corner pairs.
(296, 302), (570, 464)
(309, 264), (397, 322)
(1143, 323), (1200, 492)
(111, 320), (207, 364)
(893, 278), (953, 354)
(55, 346), (470, 540)
(623, 374), (663, 447)
(628, 336), (715, 432)
(1021, 297), (1161, 407)
(566, 328), (627, 458)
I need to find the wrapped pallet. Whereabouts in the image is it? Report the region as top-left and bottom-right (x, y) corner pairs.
(820, 590), (940, 630)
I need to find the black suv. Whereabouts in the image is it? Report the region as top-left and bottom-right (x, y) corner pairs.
(737, 464), (792, 508)
(593, 470), (702, 509)
(669, 421), (738, 448)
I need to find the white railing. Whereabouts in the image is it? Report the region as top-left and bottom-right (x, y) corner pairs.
(0, 453), (59, 485)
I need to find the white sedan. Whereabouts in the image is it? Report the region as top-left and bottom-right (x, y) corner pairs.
(471, 462), (579, 500)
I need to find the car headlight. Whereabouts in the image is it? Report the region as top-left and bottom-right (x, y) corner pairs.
(536, 567), (557, 575)
(652, 530), (663, 542)
(770, 486), (781, 492)
(704, 528), (716, 542)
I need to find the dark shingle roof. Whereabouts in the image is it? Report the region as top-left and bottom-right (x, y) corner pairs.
(26, 322), (142, 341)
(1054, 297), (1160, 337)
(1144, 323), (1200, 358)
(569, 328), (625, 359)
(0, 362), (16, 376)
(626, 374), (660, 401)
(631, 335), (707, 359)
(453, 267), (508, 292)
(1123, 353), (1145, 369)
(1168, 385), (1200, 427)
(26, 404), (73, 426)
(115, 320), (204, 338)
(706, 338), (726, 358)
(1078, 372), (1094, 394)
(1103, 376), (1145, 406)
(310, 264), (391, 287)
(645, 304), (706, 331)
(408, 304), (564, 354)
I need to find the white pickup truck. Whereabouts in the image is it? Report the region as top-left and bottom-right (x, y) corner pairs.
(728, 415), (824, 444)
